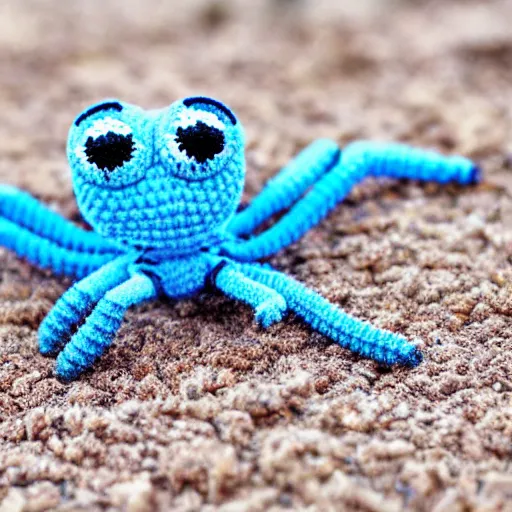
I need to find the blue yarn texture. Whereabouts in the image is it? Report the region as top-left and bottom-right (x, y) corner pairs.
(0, 96), (481, 380)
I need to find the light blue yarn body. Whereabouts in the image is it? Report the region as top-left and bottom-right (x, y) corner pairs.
(0, 96), (480, 380)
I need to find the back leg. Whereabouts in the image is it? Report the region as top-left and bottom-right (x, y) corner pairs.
(228, 140), (340, 236)
(38, 254), (134, 355)
(0, 218), (117, 278)
(222, 142), (480, 261)
(239, 263), (422, 367)
(56, 272), (157, 381)
(0, 185), (120, 254)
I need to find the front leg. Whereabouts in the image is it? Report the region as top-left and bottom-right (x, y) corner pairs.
(239, 263), (422, 367)
(222, 142), (480, 261)
(56, 272), (157, 381)
(38, 254), (135, 355)
(213, 262), (287, 328)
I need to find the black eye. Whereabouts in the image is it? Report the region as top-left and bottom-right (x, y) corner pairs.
(85, 131), (136, 175)
(175, 121), (225, 164)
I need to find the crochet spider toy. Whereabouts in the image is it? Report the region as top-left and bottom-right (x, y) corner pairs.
(0, 96), (480, 381)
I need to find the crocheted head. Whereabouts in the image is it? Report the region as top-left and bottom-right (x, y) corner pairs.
(67, 97), (245, 254)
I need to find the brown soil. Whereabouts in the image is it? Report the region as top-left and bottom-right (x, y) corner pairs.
(1, 1), (512, 510)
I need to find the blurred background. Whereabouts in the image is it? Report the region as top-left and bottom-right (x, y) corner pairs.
(0, 0), (510, 200)
(1, 1), (512, 511)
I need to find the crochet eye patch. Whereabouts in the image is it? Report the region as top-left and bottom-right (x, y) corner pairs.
(175, 121), (225, 163)
(85, 131), (136, 174)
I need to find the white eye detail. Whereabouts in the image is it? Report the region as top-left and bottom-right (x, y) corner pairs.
(84, 117), (132, 138)
(74, 117), (134, 168)
(176, 110), (226, 131)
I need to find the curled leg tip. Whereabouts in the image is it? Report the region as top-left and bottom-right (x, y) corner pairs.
(55, 354), (84, 382)
(38, 321), (68, 356)
(468, 165), (482, 185)
(255, 298), (287, 328)
(373, 343), (423, 368)
(38, 334), (63, 357)
(39, 342), (59, 357)
(404, 346), (423, 367)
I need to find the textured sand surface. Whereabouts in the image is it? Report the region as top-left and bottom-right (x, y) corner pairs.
(1, 0), (512, 510)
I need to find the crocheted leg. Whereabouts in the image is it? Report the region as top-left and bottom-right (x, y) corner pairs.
(0, 185), (119, 253)
(240, 263), (422, 367)
(222, 142), (480, 261)
(213, 262), (287, 328)
(228, 140), (341, 236)
(38, 255), (133, 355)
(55, 272), (157, 381)
(0, 218), (116, 278)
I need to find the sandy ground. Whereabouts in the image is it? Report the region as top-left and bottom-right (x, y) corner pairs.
(0, 0), (512, 510)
